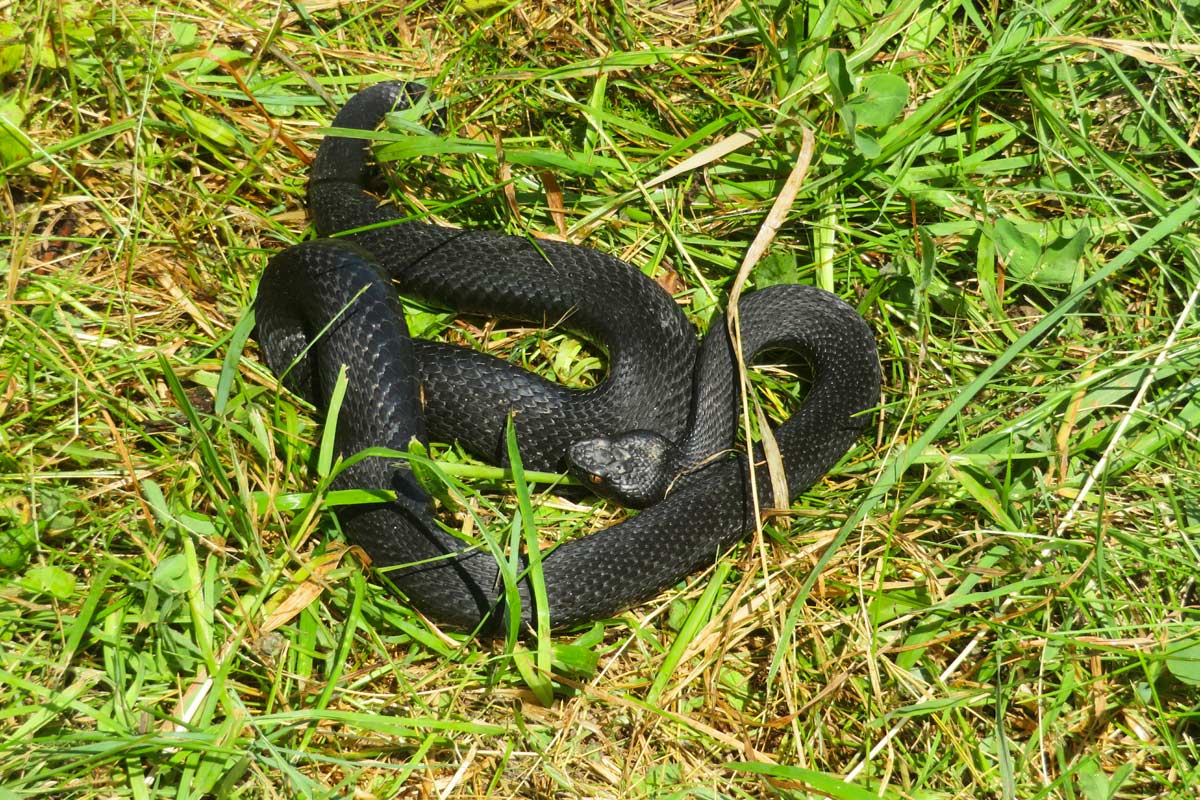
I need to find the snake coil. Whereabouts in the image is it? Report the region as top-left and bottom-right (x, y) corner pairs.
(254, 82), (880, 634)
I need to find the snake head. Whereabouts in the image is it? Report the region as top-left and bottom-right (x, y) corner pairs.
(567, 431), (677, 508)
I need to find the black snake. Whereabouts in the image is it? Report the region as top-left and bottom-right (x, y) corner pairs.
(253, 82), (880, 634)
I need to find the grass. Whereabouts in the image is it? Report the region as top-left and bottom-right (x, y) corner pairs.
(2, 0), (1199, 797)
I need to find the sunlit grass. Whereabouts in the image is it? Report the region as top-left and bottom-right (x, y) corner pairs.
(1, 0), (1198, 797)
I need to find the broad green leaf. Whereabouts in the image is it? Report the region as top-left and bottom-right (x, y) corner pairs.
(1040, 226), (1089, 283)
(550, 643), (599, 679)
(1075, 755), (1110, 800)
(152, 553), (192, 594)
(0, 499), (33, 570)
(171, 21), (198, 47)
(160, 99), (238, 148)
(0, 21), (24, 77)
(994, 218), (1088, 287)
(754, 249), (800, 287)
(1166, 636), (1200, 686)
(846, 72), (909, 128)
(853, 130), (882, 158)
(21, 565), (78, 601)
(826, 50), (858, 140)
(825, 50), (854, 108)
(993, 218), (1041, 278)
(868, 586), (929, 626)
(0, 98), (29, 166)
(511, 644), (554, 706)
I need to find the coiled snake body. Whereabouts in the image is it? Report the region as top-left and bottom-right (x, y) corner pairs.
(254, 82), (880, 634)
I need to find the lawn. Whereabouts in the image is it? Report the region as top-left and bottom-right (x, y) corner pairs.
(1, 0), (1199, 797)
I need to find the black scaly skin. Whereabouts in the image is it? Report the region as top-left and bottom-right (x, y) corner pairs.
(253, 82), (881, 633)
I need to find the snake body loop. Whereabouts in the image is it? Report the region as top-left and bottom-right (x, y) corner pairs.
(254, 82), (881, 633)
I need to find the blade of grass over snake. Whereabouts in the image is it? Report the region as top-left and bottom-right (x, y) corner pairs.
(317, 366), (349, 480)
(504, 417), (553, 701)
